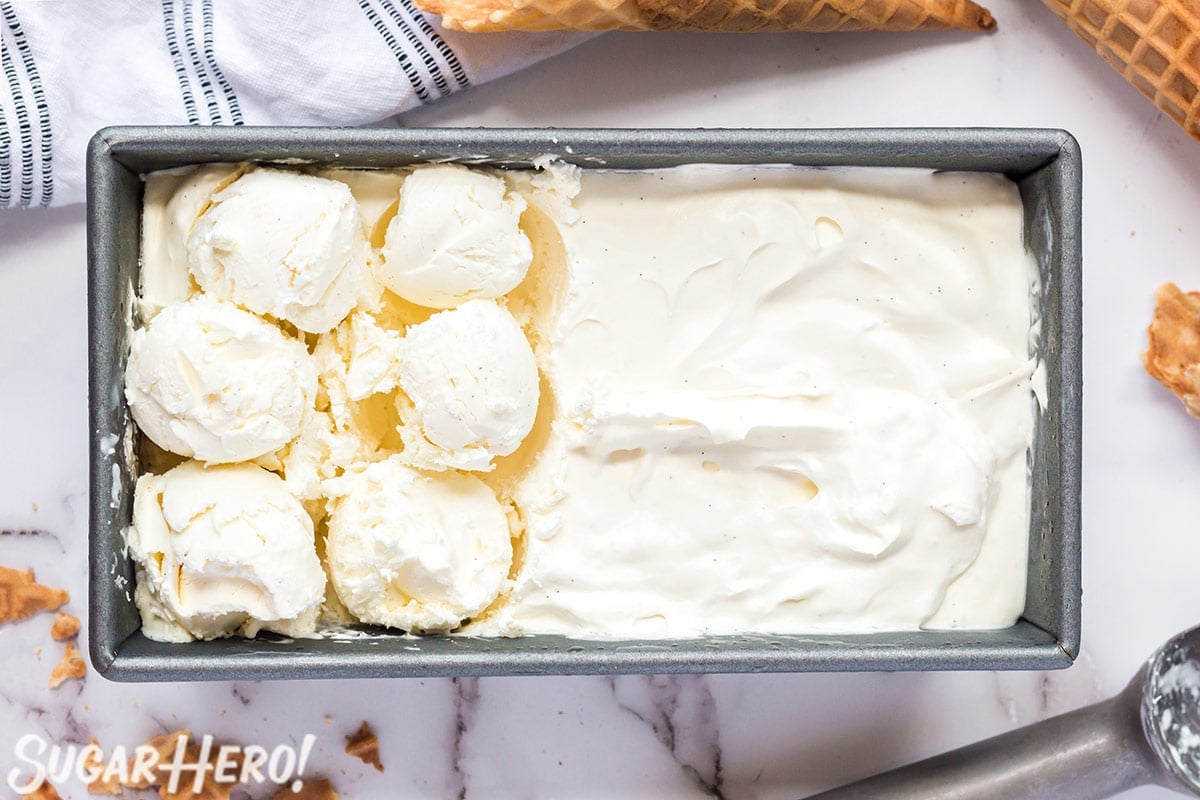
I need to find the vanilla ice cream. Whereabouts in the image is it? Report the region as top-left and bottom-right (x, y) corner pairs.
(306, 311), (409, 466)
(125, 296), (317, 464)
(132, 160), (1038, 644)
(260, 312), (406, 504)
(187, 169), (373, 333)
(257, 406), (372, 504)
(128, 461), (326, 642)
(377, 165), (533, 309)
(140, 163), (245, 318)
(396, 299), (540, 472)
(468, 165), (1039, 639)
(319, 168), (408, 246)
(335, 311), (406, 402)
(324, 456), (513, 633)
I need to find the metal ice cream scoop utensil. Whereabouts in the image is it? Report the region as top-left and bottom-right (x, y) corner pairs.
(805, 625), (1200, 800)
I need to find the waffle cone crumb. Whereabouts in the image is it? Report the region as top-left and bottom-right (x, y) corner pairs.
(124, 730), (191, 789)
(50, 610), (80, 640)
(48, 642), (86, 688)
(345, 722), (383, 772)
(27, 781), (62, 800)
(0, 565), (68, 625)
(1144, 283), (1200, 415)
(85, 739), (123, 795)
(124, 730), (244, 800)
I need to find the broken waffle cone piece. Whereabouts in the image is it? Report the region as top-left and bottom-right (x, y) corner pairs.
(0, 565), (68, 625)
(1041, 0), (1200, 140)
(50, 610), (80, 640)
(123, 730), (244, 800)
(27, 781), (63, 800)
(125, 731), (192, 790)
(345, 722), (384, 772)
(48, 641), (86, 688)
(416, 0), (995, 32)
(1144, 283), (1200, 415)
(85, 739), (123, 795)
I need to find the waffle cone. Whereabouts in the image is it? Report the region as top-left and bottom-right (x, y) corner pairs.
(1042, 0), (1200, 139)
(1144, 283), (1200, 416)
(417, 0), (996, 32)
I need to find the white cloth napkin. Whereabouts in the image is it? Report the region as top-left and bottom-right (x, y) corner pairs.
(0, 0), (588, 209)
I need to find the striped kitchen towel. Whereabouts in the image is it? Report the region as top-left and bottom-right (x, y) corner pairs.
(0, 0), (588, 209)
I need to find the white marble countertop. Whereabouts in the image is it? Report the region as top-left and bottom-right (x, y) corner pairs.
(3, 1), (1199, 796)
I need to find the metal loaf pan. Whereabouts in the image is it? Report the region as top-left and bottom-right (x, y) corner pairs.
(87, 127), (1082, 681)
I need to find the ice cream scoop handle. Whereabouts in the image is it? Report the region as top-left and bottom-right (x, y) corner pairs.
(803, 681), (1167, 800)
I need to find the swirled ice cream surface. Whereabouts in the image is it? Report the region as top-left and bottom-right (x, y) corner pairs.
(471, 165), (1039, 638)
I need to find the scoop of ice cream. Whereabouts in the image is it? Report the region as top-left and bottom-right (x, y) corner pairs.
(397, 299), (540, 471)
(378, 165), (533, 309)
(125, 297), (317, 464)
(187, 169), (372, 333)
(140, 163), (246, 319)
(127, 461), (326, 642)
(325, 456), (512, 632)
